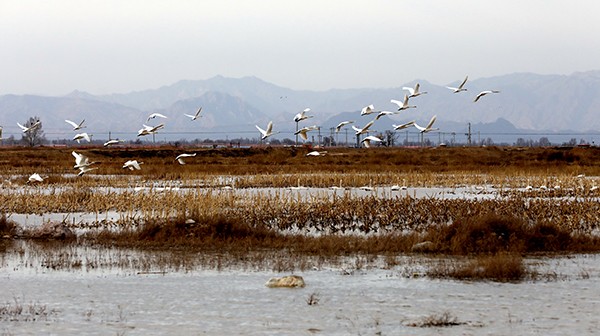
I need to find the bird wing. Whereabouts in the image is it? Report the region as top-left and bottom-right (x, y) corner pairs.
(474, 91), (489, 102)
(255, 125), (266, 136)
(413, 122), (426, 132)
(459, 76), (468, 89)
(17, 122), (28, 131)
(351, 125), (361, 133)
(65, 120), (78, 128)
(361, 120), (375, 132)
(177, 158), (186, 165)
(265, 121), (273, 134)
(390, 99), (403, 108)
(402, 87), (415, 96)
(426, 115), (437, 130)
(184, 114), (196, 119)
(298, 130), (308, 140)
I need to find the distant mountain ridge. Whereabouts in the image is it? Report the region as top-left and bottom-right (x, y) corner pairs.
(2, 71), (600, 142)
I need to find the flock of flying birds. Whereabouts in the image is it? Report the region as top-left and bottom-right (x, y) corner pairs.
(257, 75), (500, 149)
(23, 76), (499, 182)
(24, 108), (205, 184)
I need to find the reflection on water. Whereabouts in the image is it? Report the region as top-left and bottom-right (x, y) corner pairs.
(1, 241), (599, 335)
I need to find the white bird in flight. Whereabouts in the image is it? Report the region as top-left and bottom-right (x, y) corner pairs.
(474, 90), (500, 102)
(103, 139), (124, 147)
(72, 151), (97, 169)
(446, 75), (469, 93)
(414, 115), (438, 133)
(403, 83), (428, 98)
(375, 111), (398, 121)
(360, 104), (377, 116)
(335, 120), (354, 133)
(256, 121), (277, 140)
(138, 124), (165, 137)
(17, 121), (41, 133)
(27, 173), (46, 184)
(294, 125), (318, 141)
(147, 113), (168, 122)
(175, 153), (197, 165)
(352, 120), (375, 135)
(73, 132), (91, 143)
(392, 120), (415, 131)
(65, 119), (86, 131)
(184, 107), (203, 121)
(122, 160), (143, 171)
(390, 95), (416, 111)
(361, 135), (382, 148)
(293, 108), (313, 122)
(306, 150), (327, 157)
(77, 166), (97, 176)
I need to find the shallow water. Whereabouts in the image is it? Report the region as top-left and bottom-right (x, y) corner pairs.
(1, 249), (599, 335)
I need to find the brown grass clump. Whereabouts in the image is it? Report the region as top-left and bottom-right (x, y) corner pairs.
(425, 213), (578, 255)
(88, 215), (280, 250)
(0, 215), (18, 237)
(427, 253), (527, 282)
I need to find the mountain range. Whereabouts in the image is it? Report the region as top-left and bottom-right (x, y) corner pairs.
(2, 71), (600, 144)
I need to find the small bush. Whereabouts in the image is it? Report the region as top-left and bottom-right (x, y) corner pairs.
(428, 253), (527, 282)
(0, 215), (18, 237)
(426, 214), (575, 255)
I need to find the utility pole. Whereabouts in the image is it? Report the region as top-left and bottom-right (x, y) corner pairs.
(318, 127), (322, 147)
(345, 129), (349, 147)
(466, 122), (472, 146)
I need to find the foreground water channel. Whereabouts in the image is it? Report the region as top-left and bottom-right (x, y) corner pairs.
(2, 180), (600, 334)
(0, 241), (599, 335)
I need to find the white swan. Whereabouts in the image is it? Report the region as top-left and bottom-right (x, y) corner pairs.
(77, 166), (97, 176)
(72, 151), (97, 169)
(103, 139), (124, 147)
(17, 121), (41, 133)
(392, 120), (415, 131)
(137, 123), (165, 137)
(27, 173), (45, 184)
(335, 120), (354, 133)
(446, 75), (468, 93)
(390, 95), (416, 111)
(73, 132), (91, 143)
(65, 119), (86, 131)
(306, 150), (327, 156)
(361, 135), (382, 148)
(122, 160), (143, 170)
(294, 125), (318, 141)
(352, 120), (375, 135)
(256, 121), (277, 140)
(184, 107), (203, 121)
(293, 108), (313, 122)
(403, 83), (428, 98)
(175, 153), (197, 165)
(414, 115), (438, 133)
(375, 110), (398, 121)
(360, 104), (377, 116)
(473, 90), (500, 102)
(147, 113), (168, 121)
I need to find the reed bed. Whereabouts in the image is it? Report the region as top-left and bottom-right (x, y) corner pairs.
(3, 145), (600, 278)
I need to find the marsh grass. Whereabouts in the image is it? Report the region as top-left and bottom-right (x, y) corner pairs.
(427, 253), (528, 282)
(0, 215), (18, 237)
(408, 311), (465, 328)
(0, 297), (56, 322)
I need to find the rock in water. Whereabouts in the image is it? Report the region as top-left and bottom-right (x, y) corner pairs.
(265, 275), (305, 288)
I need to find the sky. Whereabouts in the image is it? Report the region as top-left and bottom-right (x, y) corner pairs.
(1, 0), (600, 96)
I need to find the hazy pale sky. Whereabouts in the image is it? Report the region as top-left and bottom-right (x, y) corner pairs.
(2, 0), (599, 95)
